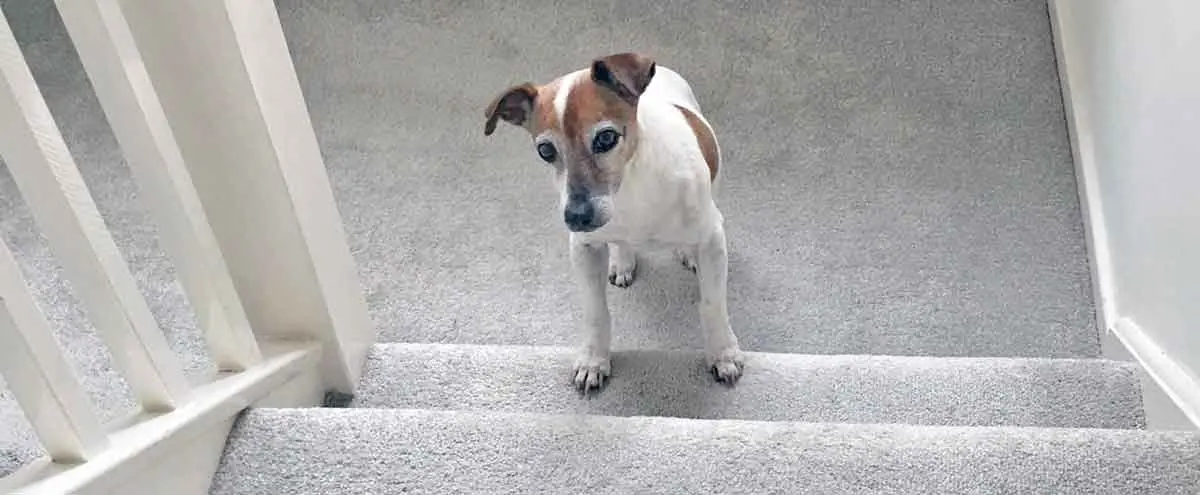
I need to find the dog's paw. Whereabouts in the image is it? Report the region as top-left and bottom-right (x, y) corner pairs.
(608, 253), (637, 288)
(675, 248), (697, 273)
(572, 352), (612, 392)
(707, 346), (745, 385)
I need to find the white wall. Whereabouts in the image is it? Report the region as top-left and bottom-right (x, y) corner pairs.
(1050, 0), (1200, 427)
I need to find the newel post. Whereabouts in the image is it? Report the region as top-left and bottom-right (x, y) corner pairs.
(114, 0), (375, 392)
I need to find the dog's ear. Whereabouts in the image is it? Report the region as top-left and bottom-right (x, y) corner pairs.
(484, 83), (538, 136)
(591, 52), (656, 105)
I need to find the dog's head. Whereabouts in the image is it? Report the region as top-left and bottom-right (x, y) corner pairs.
(483, 52), (657, 233)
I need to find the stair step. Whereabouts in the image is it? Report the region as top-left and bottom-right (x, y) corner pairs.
(211, 408), (1200, 494)
(273, 0), (1102, 362)
(349, 343), (1145, 429)
(1, 446), (29, 479)
(0, 400), (37, 478)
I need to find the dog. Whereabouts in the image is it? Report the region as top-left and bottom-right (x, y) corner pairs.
(483, 52), (744, 391)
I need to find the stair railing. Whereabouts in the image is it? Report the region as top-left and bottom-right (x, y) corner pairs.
(0, 0), (374, 493)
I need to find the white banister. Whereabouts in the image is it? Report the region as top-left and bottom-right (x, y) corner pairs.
(0, 238), (109, 464)
(117, 0), (375, 393)
(10, 342), (322, 495)
(1, 0), (369, 490)
(0, 7), (188, 412)
(53, 0), (263, 372)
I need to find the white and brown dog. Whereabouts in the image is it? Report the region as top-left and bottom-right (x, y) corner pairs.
(484, 52), (744, 391)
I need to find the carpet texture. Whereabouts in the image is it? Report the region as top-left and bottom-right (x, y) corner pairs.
(350, 343), (1146, 429)
(210, 408), (1200, 495)
(0, 382), (36, 480)
(279, 0), (1098, 357)
(0, 0), (1161, 487)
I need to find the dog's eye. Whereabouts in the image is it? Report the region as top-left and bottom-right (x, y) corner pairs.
(536, 142), (557, 162)
(591, 129), (620, 154)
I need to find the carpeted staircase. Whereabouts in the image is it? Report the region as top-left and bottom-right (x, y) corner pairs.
(2, 0), (1200, 492)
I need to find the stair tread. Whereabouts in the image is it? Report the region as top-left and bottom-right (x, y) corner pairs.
(211, 407), (1200, 495)
(349, 343), (1146, 429)
(275, 0), (1101, 362)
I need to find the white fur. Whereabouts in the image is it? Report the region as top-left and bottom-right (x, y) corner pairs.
(553, 70), (582, 126)
(559, 65), (745, 391)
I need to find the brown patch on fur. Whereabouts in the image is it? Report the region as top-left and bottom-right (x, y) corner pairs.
(560, 80), (625, 187)
(483, 83), (537, 135)
(591, 53), (656, 106)
(484, 52), (656, 139)
(675, 105), (719, 181)
(482, 78), (570, 137)
(562, 79), (633, 144)
(530, 78), (562, 135)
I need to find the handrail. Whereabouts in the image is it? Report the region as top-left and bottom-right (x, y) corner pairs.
(12, 342), (322, 495)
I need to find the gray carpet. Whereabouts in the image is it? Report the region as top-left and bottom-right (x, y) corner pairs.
(350, 343), (1146, 429)
(210, 408), (1200, 495)
(0, 380), (37, 479)
(0, 0), (1151, 487)
(281, 0), (1097, 357)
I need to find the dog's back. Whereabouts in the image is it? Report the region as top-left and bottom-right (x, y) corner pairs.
(641, 66), (722, 187)
(644, 66), (702, 116)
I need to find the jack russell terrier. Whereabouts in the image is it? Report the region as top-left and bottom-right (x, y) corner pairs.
(483, 52), (744, 391)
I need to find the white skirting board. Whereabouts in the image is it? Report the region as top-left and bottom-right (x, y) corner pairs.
(1047, 0), (1199, 431)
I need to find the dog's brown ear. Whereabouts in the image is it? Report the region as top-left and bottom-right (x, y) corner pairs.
(591, 52), (656, 105)
(484, 83), (538, 136)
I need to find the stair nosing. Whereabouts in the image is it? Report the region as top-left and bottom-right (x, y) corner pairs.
(261, 406), (1182, 436)
(369, 341), (1137, 367)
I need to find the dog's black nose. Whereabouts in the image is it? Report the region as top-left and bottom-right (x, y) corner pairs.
(563, 201), (595, 231)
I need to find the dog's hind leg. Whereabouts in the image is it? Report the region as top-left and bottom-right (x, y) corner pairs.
(608, 241), (637, 288)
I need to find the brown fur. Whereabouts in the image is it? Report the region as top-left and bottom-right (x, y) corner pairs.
(531, 79), (561, 134)
(484, 53), (655, 142)
(484, 53), (670, 193)
(562, 79), (635, 144)
(559, 78), (638, 190)
(674, 105), (719, 181)
(483, 83), (537, 136)
(590, 53), (656, 106)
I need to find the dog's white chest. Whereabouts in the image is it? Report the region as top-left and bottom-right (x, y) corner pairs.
(591, 159), (718, 247)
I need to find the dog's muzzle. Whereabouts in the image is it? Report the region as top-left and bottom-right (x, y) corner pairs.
(563, 199), (604, 232)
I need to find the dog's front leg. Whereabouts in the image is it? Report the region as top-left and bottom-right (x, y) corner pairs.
(570, 234), (612, 391)
(695, 224), (745, 383)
